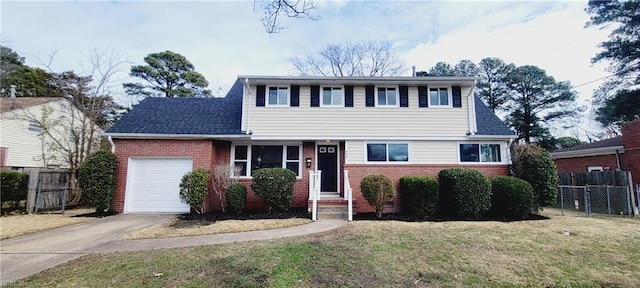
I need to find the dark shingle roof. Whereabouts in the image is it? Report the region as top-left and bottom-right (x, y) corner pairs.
(106, 79), (244, 135)
(474, 96), (515, 136)
(553, 136), (623, 153)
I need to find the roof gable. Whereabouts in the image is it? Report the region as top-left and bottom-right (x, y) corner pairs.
(0, 97), (63, 113)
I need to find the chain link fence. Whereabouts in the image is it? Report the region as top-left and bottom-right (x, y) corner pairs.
(551, 185), (634, 217)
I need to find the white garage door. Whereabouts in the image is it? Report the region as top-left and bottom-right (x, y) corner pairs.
(125, 158), (193, 213)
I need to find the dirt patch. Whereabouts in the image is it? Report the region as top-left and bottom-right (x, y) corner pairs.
(0, 208), (95, 240)
(124, 208), (312, 239)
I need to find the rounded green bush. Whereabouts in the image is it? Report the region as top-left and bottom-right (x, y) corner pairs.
(78, 150), (117, 214)
(437, 168), (491, 219)
(179, 168), (210, 214)
(1, 170), (29, 212)
(488, 176), (534, 219)
(225, 183), (247, 214)
(399, 176), (439, 217)
(360, 173), (395, 218)
(511, 144), (559, 210)
(251, 168), (296, 212)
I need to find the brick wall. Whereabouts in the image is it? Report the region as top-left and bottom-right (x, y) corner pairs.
(622, 120), (640, 186)
(344, 164), (509, 213)
(555, 154), (623, 173)
(111, 139), (214, 213)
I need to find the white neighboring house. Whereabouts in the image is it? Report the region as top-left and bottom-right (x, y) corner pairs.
(0, 94), (103, 170)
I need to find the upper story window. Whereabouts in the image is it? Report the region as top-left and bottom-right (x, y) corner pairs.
(321, 86), (343, 107)
(460, 143), (502, 163)
(59, 103), (68, 113)
(366, 143), (409, 162)
(231, 144), (302, 177)
(28, 122), (43, 133)
(429, 87), (451, 107)
(268, 86), (289, 106)
(376, 87), (398, 107)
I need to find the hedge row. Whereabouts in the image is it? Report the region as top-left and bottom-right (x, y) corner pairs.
(1, 170), (29, 212)
(390, 168), (534, 220)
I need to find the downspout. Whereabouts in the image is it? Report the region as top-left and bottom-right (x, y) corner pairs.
(615, 149), (622, 170)
(108, 136), (115, 153)
(467, 80), (476, 136)
(243, 78), (252, 135)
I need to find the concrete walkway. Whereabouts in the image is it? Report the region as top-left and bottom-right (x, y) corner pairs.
(0, 214), (345, 283)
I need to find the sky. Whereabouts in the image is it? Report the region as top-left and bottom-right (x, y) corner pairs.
(1, 0), (613, 140)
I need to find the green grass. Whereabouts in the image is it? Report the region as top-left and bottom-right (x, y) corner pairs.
(8, 215), (640, 288)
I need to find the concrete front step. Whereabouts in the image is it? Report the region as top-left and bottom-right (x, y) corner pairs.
(317, 211), (349, 220)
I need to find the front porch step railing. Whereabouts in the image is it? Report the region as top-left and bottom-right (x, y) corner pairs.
(308, 170), (355, 222)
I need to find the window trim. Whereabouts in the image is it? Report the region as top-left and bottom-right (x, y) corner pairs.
(266, 85), (290, 107)
(320, 86), (344, 107)
(428, 86), (452, 108)
(231, 144), (303, 178)
(457, 142), (504, 164)
(28, 122), (43, 133)
(587, 166), (604, 172)
(375, 86), (399, 108)
(365, 142), (410, 163)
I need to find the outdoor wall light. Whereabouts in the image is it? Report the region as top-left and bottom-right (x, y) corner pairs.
(305, 158), (312, 168)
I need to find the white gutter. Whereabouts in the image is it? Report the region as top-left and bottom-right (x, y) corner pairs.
(243, 77), (252, 135)
(105, 133), (251, 140)
(467, 82), (476, 135)
(552, 146), (625, 159)
(466, 134), (518, 140)
(107, 135), (115, 153)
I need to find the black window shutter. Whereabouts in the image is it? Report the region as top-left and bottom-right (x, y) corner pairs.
(452, 86), (462, 108)
(418, 86), (428, 107)
(256, 85), (265, 107)
(290, 85), (299, 107)
(365, 85), (375, 107)
(310, 86), (320, 107)
(399, 86), (409, 107)
(345, 86), (354, 107)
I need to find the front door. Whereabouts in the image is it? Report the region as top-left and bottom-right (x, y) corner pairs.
(317, 145), (338, 192)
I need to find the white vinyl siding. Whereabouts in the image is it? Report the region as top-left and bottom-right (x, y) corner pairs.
(248, 86), (471, 138)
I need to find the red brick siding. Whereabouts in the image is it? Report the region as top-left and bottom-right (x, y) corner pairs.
(555, 154), (623, 173)
(112, 139), (215, 213)
(344, 164), (509, 213)
(622, 120), (640, 186)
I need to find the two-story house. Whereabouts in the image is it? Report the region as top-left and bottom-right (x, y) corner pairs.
(106, 76), (516, 214)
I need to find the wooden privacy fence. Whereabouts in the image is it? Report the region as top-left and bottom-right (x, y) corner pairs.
(25, 168), (71, 214)
(557, 171), (638, 216)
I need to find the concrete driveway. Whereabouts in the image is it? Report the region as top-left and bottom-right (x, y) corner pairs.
(0, 214), (173, 283)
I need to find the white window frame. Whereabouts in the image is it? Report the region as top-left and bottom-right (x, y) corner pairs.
(231, 144), (303, 178)
(320, 86), (344, 107)
(587, 166), (604, 172)
(365, 142), (410, 163)
(428, 86), (452, 108)
(266, 86), (290, 107)
(28, 122), (43, 133)
(375, 86), (399, 108)
(457, 142), (504, 164)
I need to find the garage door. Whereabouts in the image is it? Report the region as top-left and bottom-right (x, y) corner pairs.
(125, 158), (193, 213)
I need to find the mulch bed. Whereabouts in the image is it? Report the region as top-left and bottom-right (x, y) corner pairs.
(178, 207), (310, 221)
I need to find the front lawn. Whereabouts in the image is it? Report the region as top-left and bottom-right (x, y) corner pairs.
(10, 214), (640, 287)
(0, 208), (95, 240)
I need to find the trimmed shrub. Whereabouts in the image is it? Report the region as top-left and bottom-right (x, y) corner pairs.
(437, 168), (491, 219)
(225, 183), (247, 214)
(1, 170), (29, 212)
(488, 176), (534, 219)
(251, 168), (296, 212)
(399, 176), (439, 217)
(78, 150), (117, 214)
(360, 173), (396, 218)
(179, 168), (210, 214)
(511, 144), (559, 211)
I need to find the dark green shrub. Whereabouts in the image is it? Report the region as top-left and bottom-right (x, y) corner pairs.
(78, 150), (117, 214)
(437, 168), (491, 219)
(399, 176), (439, 217)
(251, 168), (296, 212)
(488, 176), (534, 219)
(179, 168), (210, 214)
(225, 183), (247, 214)
(511, 144), (559, 211)
(1, 170), (29, 212)
(360, 174), (396, 218)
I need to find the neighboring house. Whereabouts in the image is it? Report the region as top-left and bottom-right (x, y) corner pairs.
(0, 97), (102, 170)
(552, 119), (640, 187)
(106, 76), (516, 214)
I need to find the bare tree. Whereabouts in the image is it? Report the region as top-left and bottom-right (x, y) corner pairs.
(211, 164), (241, 213)
(256, 0), (319, 34)
(291, 40), (406, 77)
